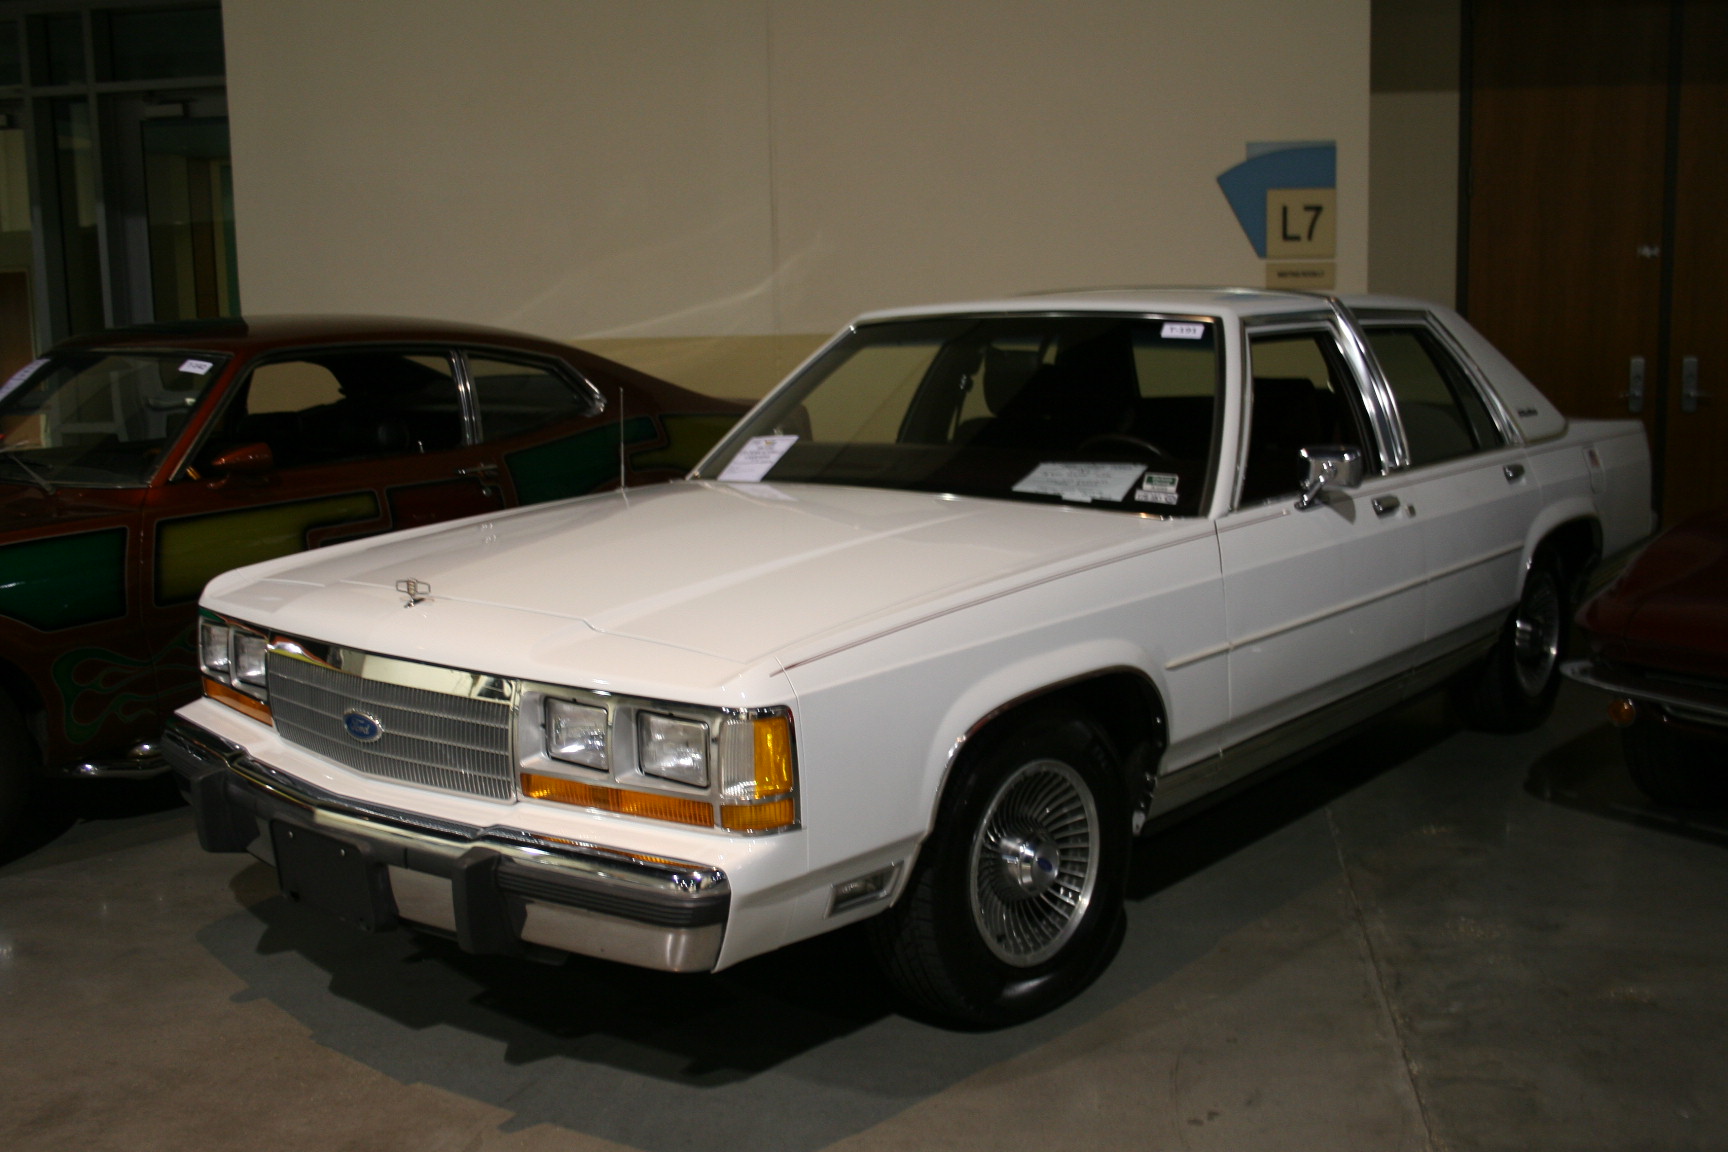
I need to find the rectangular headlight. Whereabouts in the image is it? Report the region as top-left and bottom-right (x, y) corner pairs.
(637, 712), (708, 787)
(233, 631), (269, 698)
(546, 698), (608, 770)
(199, 619), (231, 681)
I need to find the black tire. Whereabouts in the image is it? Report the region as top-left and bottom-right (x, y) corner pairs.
(1457, 557), (1567, 733)
(0, 693), (39, 847)
(1623, 713), (1728, 808)
(868, 705), (1128, 1028)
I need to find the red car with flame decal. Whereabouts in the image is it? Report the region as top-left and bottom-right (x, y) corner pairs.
(0, 316), (742, 839)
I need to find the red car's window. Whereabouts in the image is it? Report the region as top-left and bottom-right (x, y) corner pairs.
(205, 350), (464, 469)
(467, 353), (600, 442)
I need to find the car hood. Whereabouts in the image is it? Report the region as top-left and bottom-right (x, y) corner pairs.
(1580, 506), (1728, 677)
(207, 481), (1191, 667)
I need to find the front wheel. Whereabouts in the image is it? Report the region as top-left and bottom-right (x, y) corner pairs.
(1457, 557), (1567, 732)
(868, 706), (1128, 1028)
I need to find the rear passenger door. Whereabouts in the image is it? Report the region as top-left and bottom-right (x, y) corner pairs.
(1359, 314), (1539, 651)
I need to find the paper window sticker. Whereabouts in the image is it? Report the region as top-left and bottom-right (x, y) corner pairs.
(0, 358), (45, 402)
(1012, 462), (1146, 503)
(1134, 489), (1179, 505)
(178, 358), (216, 376)
(717, 435), (799, 483)
(1160, 322), (1206, 340)
(1140, 472), (1180, 492)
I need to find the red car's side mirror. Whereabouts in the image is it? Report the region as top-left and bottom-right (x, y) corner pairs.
(208, 442), (275, 476)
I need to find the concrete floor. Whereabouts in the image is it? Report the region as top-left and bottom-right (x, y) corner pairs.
(2, 682), (1724, 1152)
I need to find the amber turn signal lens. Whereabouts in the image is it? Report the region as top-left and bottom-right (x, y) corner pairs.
(753, 715), (794, 798)
(520, 773), (714, 828)
(1607, 697), (1638, 727)
(203, 675), (273, 724)
(720, 797), (797, 832)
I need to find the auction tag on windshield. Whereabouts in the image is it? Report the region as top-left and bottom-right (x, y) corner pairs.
(1160, 322), (1206, 340)
(1013, 462), (1145, 504)
(718, 435), (799, 483)
(178, 358), (215, 376)
(0, 358), (45, 401)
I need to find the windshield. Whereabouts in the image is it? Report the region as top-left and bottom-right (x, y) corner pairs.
(0, 351), (225, 487)
(695, 315), (1221, 515)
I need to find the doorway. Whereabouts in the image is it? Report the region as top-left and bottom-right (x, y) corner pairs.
(1462, 0), (1727, 526)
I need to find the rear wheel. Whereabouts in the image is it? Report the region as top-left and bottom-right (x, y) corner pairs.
(1458, 557), (1567, 732)
(0, 694), (38, 847)
(1623, 713), (1728, 807)
(869, 706), (1128, 1028)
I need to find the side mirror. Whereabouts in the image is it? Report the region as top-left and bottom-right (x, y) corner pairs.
(1295, 445), (1364, 510)
(208, 441), (275, 477)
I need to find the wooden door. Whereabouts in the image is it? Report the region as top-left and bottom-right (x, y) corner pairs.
(1664, 0), (1728, 523)
(1464, 0), (1727, 526)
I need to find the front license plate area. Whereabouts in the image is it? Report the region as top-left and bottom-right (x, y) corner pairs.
(271, 821), (398, 932)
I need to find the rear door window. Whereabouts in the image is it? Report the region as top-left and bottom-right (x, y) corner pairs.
(1367, 326), (1504, 467)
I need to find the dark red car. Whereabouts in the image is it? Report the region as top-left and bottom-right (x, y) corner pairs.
(1566, 506), (1728, 806)
(0, 316), (743, 838)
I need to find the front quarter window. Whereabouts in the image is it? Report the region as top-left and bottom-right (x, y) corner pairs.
(0, 351), (225, 487)
(695, 315), (1220, 516)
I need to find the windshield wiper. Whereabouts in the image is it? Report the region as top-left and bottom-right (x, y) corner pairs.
(0, 451), (55, 495)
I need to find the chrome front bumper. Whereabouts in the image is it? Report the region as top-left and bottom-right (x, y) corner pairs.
(163, 715), (731, 972)
(1562, 657), (1728, 728)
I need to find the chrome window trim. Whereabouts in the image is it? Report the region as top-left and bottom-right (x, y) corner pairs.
(1326, 298), (1408, 471)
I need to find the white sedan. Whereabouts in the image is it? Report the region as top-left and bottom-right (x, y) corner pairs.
(167, 290), (1652, 1026)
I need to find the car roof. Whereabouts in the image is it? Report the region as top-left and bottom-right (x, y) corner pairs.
(50, 314), (583, 358)
(849, 287), (1434, 325)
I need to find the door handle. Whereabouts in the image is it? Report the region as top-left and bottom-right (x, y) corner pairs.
(1682, 356), (1709, 414)
(456, 462), (502, 498)
(1503, 463), (1526, 482)
(1623, 356), (1645, 414)
(1372, 495), (1401, 517)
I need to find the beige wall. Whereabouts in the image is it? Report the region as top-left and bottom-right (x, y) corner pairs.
(1367, 0), (1461, 307)
(223, 1), (1370, 395)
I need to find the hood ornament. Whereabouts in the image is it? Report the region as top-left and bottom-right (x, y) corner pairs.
(395, 578), (431, 608)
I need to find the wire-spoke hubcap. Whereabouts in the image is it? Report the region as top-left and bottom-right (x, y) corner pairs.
(1511, 575), (1562, 697)
(969, 758), (1098, 967)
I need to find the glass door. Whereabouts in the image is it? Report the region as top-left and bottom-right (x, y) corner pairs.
(0, 98), (33, 380)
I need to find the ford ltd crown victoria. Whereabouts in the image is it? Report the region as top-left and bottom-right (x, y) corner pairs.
(0, 316), (740, 842)
(165, 290), (1653, 1026)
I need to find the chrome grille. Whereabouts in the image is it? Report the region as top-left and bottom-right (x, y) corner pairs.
(267, 652), (513, 800)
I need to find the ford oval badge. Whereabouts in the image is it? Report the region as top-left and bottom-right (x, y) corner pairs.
(343, 710), (384, 743)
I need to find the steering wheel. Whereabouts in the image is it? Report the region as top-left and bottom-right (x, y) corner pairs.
(1077, 433), (1180, 467)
